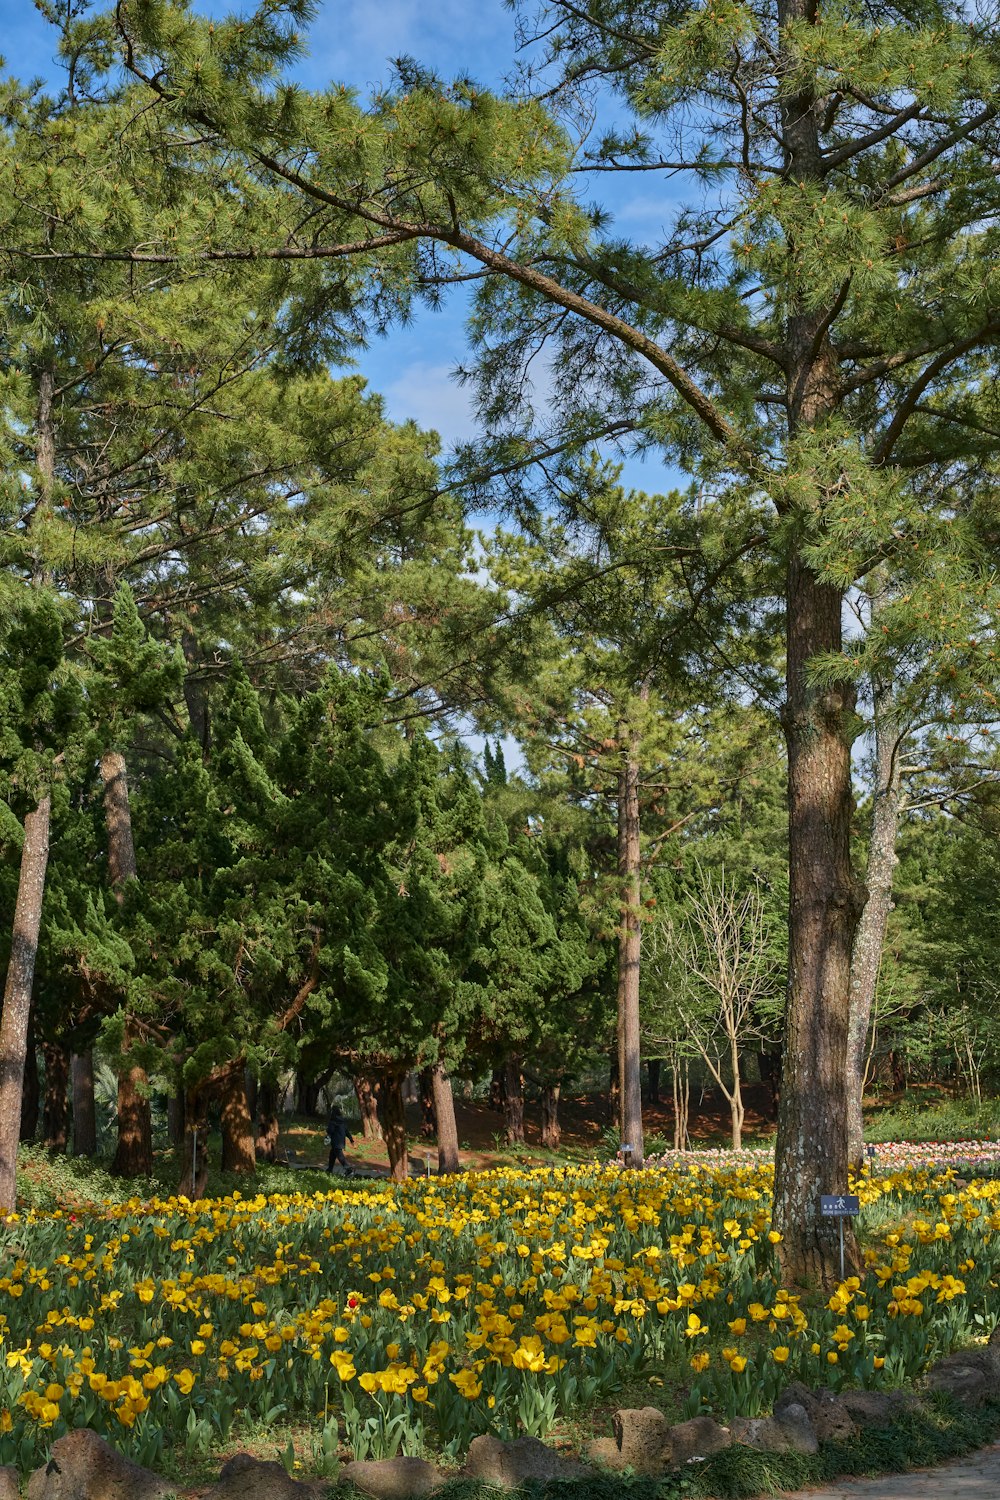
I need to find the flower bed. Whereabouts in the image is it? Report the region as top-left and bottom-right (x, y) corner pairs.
(1, 1161), (998, 1472)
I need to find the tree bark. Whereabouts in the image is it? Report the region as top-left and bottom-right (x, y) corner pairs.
(101, 750), (154, 1178)
(71, 1051), (97, 1156)
(774, 553), (862, 1280)
(42, 1041), (70, 1152)
(431, 1062), (460, 1174)
(607, 1049), (619, 1126)
(296, 1071), (321, 1117)
(167, 1088), (186, 1147)
(179, 1086), (209, 1198)
(20, 1013), (39, 1143)
(354, 1074), (382, 1141)
(770, 0), (864, 1287)
(672, 1057), (690, 1152)
(616, 731), (644, 1164)
(112, 1035), (153, 1177)
(540, 1083), (561, 1150)
(219, 1059), (255, 1173)
(847, 661), (903, 1171)
(256, 1080), (280, 1161)
(501, 1057), (525, 1145)
(647, 1059), (661, 1106)
(381, 1071), (409, 1182)
(0, 796), (51, 1212)
(418, 1068), (437, 1139)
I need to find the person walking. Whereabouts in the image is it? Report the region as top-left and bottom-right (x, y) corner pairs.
(326, 1105), (355, 1175)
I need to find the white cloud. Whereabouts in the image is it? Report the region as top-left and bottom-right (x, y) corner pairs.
(381, 360), (480, 447)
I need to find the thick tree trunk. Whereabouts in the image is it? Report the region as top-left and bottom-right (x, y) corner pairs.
(774, 553), (862, 1281)
(256, 1080), (280, 1161)
(20, 1014), (39, 1143)
(101, 751), (154, 1178)
(354, 1074), (383, 1141)
(418, 1068), (437, 1139)
(71, 1051), (97, 1156)
(112, 1036), (153, 1177)
(771, 0), (863, 1287)
(501, 1057), (525, 1145)
(0, 796), (51, 1212)
(42, 1041), (70, 1153)
(616, 735), (644, 1164)
(847, 668), (903, 1171)
(728, 1036), (744, 1151)
(540, 1083), (561, 1150)
(381, 1071), (409, 1182)
(647, 1059), (661, 1107)
(431, 1063), (460, 1174)
(219, 1059), (255, 1173)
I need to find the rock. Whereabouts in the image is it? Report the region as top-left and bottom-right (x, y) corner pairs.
(582, 1438), (624, 1471)
(26, 1430), (171, 1500)
(731, 1405), (819, 1456)
(926, 1340), (1000, 1407)
(774, 1382), (856, 1442)
(668, 1416), (731, 1465)
(610, 1407), (673, 1474)
(840, 1388), (920, 1427)
(209, 1454), (327, 1500)
(341, 1459), (444, 1500)
(0, 1469), (18, 1500)
(463, 1435), (588, 1487)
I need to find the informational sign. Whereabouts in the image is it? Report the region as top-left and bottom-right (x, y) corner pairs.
(820, 1194), (860, 1217)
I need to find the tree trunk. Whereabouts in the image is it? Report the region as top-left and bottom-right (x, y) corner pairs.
(219, 1059), (255, 1173)
(167, 1088), (186, 1147)
(419, 1068), (437, 1139)
(647, 1059), (661, 1106)
(728, 1035), (744, 1151)
(431, 1062), (460, 1174)
(889, 1048), (906, 1093)
(847, 660), (903, 1172)
(101, 751), (154, 1178)
(381, 1071), (409, 1182)
(774, 557), (862, 1280)
(0, 796), (51, 1211)
(770, 0), (863, 1286)
(179, 1086), (209, 1198)
(616, 731), (644, 1164)
(71, 1051), (97, 1156)
(672, 1057), (689, 1152)
(20, 1014), (39, 1143)
(296, 1071), (321, 1117)
(758, 1047), (781, 1118)
(112, 1034), (153, 1177)
(540, 1083), (561, 1150)
(256, 1080), (279, 1161)
(354, 1074), (382, 1141)
(42, 1041), (70, 1153)
(501, 1057), (524, 1145)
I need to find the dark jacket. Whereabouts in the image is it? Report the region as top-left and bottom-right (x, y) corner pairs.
(327, 1114), (354, 1149)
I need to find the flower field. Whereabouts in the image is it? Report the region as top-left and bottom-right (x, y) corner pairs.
(2, 1162), (999, 1474)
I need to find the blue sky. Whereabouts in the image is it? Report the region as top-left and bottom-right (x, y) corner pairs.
(3, 0), (683, 500)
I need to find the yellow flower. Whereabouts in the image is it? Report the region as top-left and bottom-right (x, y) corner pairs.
(690, 1352), (710, 1373)
(771, 1347), (790, 1364)
(449, 1370), (483, 1399)
(173, 1369), (196, 1395)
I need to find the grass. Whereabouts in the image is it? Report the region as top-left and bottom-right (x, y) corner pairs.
(865, 1092), (1000, 1146)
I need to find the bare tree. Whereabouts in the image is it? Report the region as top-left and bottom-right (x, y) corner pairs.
(645, 867), (777, 1150)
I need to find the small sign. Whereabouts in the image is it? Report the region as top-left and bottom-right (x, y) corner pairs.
(820, 1194), (860, 1217)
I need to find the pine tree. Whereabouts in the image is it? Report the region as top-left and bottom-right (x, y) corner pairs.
(100, 0), (1000, 1278)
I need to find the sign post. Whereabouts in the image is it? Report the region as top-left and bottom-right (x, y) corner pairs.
(819, 1194), (860, 1280)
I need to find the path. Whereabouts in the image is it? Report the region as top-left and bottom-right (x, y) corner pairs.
(787, 1440), (1000, 1499)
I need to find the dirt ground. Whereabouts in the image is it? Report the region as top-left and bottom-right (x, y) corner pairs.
(280, 1082), (779, 1174)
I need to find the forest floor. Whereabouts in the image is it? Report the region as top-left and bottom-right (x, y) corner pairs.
(279, 1082), (781, 1176)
